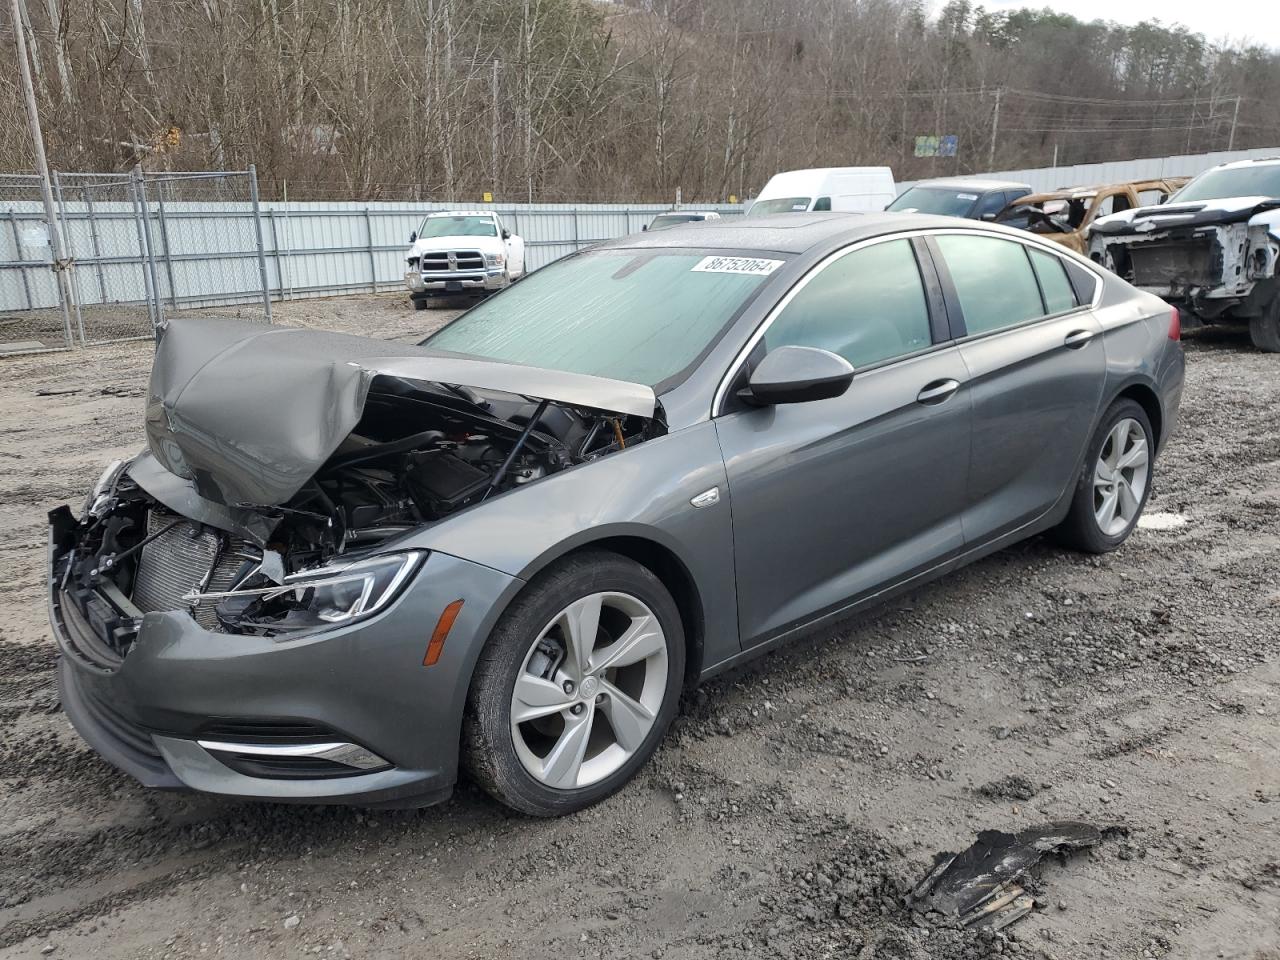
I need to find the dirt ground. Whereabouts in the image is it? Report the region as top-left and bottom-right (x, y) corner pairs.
(0, 294), (1277, 960)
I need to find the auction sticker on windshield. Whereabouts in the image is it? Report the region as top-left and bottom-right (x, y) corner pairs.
(692, 256), (783, 276)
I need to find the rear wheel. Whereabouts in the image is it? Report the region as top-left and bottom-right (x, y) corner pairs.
(462, 551), (684, 816)
(1053, 398), (1154, 553)
(1249, 295), (1280, 352)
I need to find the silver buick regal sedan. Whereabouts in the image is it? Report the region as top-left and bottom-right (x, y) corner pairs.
(49, 213), (1184, 816)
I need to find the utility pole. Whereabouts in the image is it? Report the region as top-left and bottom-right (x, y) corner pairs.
(491, 59), (500, 194)
(1228, 95), (1241, 151)
(10, 0), (74, 346)
(988, 87), (1002, 170)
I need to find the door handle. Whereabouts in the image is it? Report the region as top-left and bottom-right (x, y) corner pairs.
(1063, 329), (1095, 349)
(916, 378), (960, 405)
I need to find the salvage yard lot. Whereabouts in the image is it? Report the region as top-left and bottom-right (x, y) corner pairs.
(0, 295), (1277, 960)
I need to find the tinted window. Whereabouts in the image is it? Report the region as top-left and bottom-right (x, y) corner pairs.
(973, 192), (1006, 219)
(935, 235), (1045, 335)
(424, 250), (776, 386)
(750, 197), (811, 215)
(813, 196), (832, 211)
(416, 215), (497, 238)
(764, 239), (932, 367)
(1171, 164), (1280, 203)
(886, 186), (980, 217)
(1028, 248), (1077, 314)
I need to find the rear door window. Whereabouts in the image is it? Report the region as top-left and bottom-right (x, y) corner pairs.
(764, 239), (933, 367)
(934, 234), (1046, 336)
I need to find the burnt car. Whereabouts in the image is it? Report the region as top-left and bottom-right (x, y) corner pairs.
(1088, 158), (1280, 351)
(50, 214), (1183, 816)
(887, 179), (1032, 221)
(995, 179), (1188, 256)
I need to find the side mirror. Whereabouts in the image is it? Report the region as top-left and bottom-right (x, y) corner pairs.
(641, 224), (648, 231)
(409, 231), (417, 243)
(501, 228), (511, 239)
(739, 345), (854, 406)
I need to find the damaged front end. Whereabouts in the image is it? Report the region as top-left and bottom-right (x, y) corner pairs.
(50, 318), (662, 663)
(1090, 199), (1280, 321)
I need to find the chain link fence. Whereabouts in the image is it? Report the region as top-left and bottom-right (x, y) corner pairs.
(1, 167), (270, 356)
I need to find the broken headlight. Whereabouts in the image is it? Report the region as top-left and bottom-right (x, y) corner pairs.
(215, 550), (424, 635)
(84, 458), (127, 519)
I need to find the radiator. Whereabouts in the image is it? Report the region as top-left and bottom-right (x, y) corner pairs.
(132, 511), (254, 630)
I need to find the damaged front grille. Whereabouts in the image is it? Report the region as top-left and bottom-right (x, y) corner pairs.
(1128, 237), (1219, 289)
(132, 511), (257, 630)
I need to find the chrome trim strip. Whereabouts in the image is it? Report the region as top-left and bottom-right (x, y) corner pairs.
(196, 739), (389, 770)
(710, 226), (1107, 417)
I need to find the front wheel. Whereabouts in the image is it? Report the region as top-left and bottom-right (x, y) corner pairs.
(462, 551), (684, 816)
(1249, 295), (1280, 352)
(1053, 398), (1154, 553)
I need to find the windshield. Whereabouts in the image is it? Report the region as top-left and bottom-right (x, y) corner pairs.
(421, 249), (780, 387)
(1170, 165), (1280, 203)
(416, 215), (497, 238)
(648, 214), (703, 230)
(749, 197), (811, 215)
(887, 186), (979, 216)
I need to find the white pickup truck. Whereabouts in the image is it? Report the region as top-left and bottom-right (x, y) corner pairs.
(404, 211), (526, 309)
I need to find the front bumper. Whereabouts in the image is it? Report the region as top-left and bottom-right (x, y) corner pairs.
(50, 537), (523, 807)
(404, 268), (505, 295)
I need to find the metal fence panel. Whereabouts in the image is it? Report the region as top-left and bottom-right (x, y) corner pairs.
(898, 145), (1280, 194)
(4, 184), (742, 331)
(0, 174), (71, 354)
(1, 168), (270, 354)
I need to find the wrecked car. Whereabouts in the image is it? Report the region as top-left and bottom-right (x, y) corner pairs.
(50, 213), (1183, 816)
(1088, 158), (1280, 351)
(995, 178), (1187, 256)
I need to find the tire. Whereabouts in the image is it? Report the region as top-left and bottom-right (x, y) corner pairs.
(412, 296), (429, 311)
(1053, 398), (1154, 554)
(462, 550), (685, 816)
(1249, 295), (1280, 352)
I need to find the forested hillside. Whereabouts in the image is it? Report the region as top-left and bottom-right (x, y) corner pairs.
(3, 0), (1278, 200)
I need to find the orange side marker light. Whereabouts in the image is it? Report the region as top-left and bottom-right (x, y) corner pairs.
(423, 599), (465, 666)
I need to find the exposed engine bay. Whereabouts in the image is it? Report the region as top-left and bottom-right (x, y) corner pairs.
(51, 377), (659, 656)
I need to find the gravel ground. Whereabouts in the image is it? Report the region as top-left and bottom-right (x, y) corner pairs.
(0, 296), (1277, 960)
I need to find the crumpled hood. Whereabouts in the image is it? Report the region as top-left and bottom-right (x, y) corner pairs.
(1092, 195), (1280, 235)
(145, 317), (655, 507)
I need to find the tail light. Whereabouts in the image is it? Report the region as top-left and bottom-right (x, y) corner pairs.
(1168, 306), (1181, 341)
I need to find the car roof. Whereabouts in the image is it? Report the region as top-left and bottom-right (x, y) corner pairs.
(1212, 156), (1280, 170)
(908, 179), (1031, 192)
(425, 210), (497, 218)
(602, 212), (983, 254)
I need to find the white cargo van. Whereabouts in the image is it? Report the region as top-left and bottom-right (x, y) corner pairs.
(748, 167), (896, 215)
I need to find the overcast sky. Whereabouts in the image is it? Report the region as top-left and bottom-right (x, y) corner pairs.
(968, 0), (1271, 47)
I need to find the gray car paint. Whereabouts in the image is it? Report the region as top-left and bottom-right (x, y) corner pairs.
(51, 212), (1184, 807)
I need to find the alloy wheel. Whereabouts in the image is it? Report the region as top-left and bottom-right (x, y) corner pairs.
(510, 591), (668, 790)
(1093, 417), (1149, 536)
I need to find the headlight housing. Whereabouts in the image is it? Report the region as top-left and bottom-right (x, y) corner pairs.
(484, 252), (506, 267)
(84, 458), (127, 518)
(213, 551), (424, 635)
